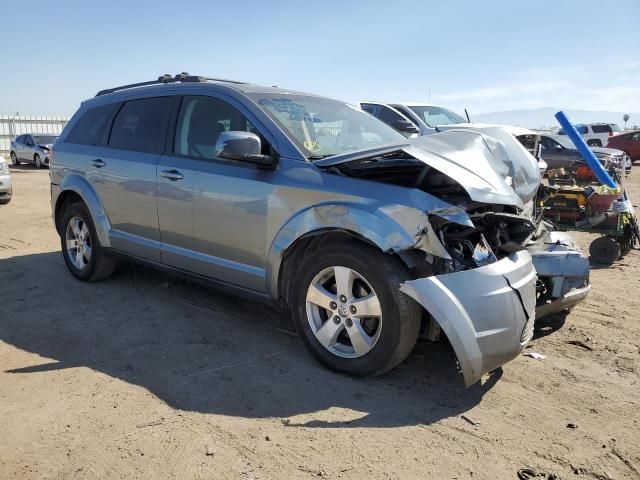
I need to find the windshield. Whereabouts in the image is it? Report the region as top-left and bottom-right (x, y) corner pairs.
(249, 93), (406, 158)
(407, 105), (466, 127)
(34, 135), (58, 145)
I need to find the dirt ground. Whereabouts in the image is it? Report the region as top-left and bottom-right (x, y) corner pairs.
(0, 163), (639, 480)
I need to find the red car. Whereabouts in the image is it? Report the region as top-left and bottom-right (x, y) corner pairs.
(607, 130), (640, 161)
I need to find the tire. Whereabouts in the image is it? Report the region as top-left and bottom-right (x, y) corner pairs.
(10, 152), (19, 165)
(34, 154), (42, 169)
(0, 197), (10, 205)
(291, 241), (422, 377)
(60, 202), (116, 281)
(589, 236), (620, 264)
(587, 140), (601, 147)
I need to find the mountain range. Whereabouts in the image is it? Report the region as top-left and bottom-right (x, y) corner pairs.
(471, 107), (639, 130)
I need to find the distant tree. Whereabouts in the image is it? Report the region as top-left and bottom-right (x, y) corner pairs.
(623, 113), (630, 129)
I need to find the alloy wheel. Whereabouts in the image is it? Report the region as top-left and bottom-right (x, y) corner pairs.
(305, 266), (383, 358)
(65, 216), (92, 270)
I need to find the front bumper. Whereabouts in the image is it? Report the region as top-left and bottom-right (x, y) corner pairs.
(400, 250), (536, 386)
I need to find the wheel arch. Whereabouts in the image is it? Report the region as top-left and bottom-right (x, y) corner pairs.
(54, 174), (111, 247)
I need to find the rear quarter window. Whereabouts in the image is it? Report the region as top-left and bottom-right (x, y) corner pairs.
(108, 97), (172, 154)
(591, 125), (611, 134)
(66, 103), (117, 145)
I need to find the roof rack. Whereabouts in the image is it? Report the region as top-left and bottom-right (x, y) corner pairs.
(95, 72), (249, 97)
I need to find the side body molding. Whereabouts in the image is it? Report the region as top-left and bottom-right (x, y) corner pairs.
(55, 173), (112, 248)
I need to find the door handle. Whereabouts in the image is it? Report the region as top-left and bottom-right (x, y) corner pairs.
(90, 159), (106, 168)
(160, 169), (184, 181)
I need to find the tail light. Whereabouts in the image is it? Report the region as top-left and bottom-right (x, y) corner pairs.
(609, 131), (613, 137)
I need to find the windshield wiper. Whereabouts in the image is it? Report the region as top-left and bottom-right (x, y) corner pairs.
(308, 154), (334, 160)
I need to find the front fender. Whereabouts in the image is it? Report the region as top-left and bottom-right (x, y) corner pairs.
(54, 173), (111, 247)
(265, 202), (455, 299)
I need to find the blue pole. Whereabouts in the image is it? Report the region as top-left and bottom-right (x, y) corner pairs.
(554, 111), (617, 188)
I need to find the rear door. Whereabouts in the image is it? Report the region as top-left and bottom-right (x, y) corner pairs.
(157, 94), (272, 292)
(89, 96), (174, 261)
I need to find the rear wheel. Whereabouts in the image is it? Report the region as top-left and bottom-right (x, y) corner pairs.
(34, 154), (42, 169)
(291, 241), (422, 377)
(10, 152), (19, 165)
(60, 202), (116, 281)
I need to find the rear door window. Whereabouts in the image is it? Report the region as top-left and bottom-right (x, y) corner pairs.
(591, 124), (611, 134)
(108, 97), (172, 153)
(66, 103), (117, 145)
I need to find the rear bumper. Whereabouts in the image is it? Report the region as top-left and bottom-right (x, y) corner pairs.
(400, 250), (536, 386)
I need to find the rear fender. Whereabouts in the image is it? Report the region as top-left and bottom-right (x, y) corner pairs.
(56, 173), (111, 247)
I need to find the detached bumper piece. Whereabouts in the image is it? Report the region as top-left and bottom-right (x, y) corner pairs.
(528, 231), (591, 319)
(400, 250), (536, 386)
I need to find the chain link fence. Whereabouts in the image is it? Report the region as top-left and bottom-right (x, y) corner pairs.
(0, 115), (69, 155)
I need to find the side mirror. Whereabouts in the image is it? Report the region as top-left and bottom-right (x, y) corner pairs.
(393, 119), (419, 134)
(215, 131), (276, 169)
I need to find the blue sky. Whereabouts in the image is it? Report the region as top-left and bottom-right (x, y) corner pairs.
(3, 0), (639, 117)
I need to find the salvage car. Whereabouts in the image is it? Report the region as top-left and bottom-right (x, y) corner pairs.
(541, 134), (631, 175)
(0, 155), (12, 204)
(606, 130), (640, 162)
(10, 133), (58, 168)
(51, 74), (539, 386)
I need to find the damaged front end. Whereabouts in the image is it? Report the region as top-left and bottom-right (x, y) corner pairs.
(315, 139), (540, 386)
(400, 209), (537, 387)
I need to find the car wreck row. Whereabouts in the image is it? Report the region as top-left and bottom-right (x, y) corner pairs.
(47, 74), (608, 387)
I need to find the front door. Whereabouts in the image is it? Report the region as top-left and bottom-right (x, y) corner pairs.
(157, 95), (272, 292)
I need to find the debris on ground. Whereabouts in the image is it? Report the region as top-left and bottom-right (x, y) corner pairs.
(523, 352), (547, 360)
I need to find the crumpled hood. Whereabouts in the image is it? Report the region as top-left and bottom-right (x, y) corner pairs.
(315, 128), (540, 209)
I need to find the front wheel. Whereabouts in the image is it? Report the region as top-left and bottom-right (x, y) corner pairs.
(291, 242), (422, 377)
(34, 154), (42, 169)
(60, 202), (116, 281)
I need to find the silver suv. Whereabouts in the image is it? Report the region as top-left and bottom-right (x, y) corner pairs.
(10, 133), (58, 168)
(51, 74), (537, 386)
